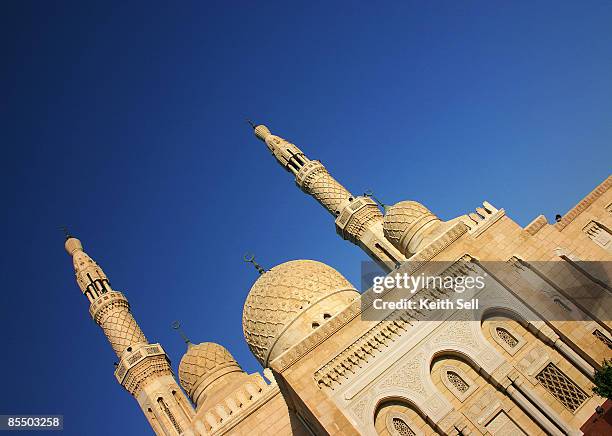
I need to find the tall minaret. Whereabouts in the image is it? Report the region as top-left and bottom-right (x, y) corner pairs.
(65, 236), (194, 435)
(252, 124), (405, 270)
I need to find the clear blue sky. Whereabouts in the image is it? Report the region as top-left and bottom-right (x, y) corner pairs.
(1, 1), (611, 435)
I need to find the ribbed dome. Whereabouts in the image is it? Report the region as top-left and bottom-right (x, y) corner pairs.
(243, 260), (358, 366)
(383, 201), (440, 256)
(178, 343), (242, 406)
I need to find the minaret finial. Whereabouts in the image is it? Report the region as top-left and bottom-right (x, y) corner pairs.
(171, 321), (192, 348)
(243, 253), (266, 275)
(364, 189), (390, 213)
(60, 225), (72, 240)
(246, 119), (256, 129)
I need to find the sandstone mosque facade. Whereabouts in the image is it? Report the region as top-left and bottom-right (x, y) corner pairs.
(64, 124), (612, 435)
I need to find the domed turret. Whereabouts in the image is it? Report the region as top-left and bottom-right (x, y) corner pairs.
(382, 201), (441, 257)
(178, 343), (245, 409)
(242, 260), (358, 366)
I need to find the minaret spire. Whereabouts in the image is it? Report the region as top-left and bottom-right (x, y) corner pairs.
(251, 124), (406, 270)
(65, 236), (194, 435)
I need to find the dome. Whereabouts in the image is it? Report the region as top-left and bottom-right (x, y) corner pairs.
(242, 260), (358, 366)
(178, 342), (243, 407)
(383, 201), (440, 256)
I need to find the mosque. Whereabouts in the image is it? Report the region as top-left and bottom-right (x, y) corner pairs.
(64, 124), (612, 435)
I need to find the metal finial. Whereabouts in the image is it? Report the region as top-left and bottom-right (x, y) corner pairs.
(243, 253), (266, 275)
(60, 226), (72, 240)
(364, 190), (390, 213)
(246, 119), (257, 129)
(171, 321), (192, 346)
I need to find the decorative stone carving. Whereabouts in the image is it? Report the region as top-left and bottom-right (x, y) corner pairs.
(386, 412), (423, 436)
(335, 196), (383, 243)
(489, 322), (527, 356)
(536, 363), (589, 412)
(379, 353), (426, 394)
(440, 365), (478, 402)
(242, 260), (358, 366)
(314, 310), (416, 390)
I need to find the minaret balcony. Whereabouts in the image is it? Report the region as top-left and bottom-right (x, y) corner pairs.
(335, 196), (383, 242)
(114, 342), (170, 393)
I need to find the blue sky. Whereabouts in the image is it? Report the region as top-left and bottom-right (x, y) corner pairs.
(1, 1), (611, 435)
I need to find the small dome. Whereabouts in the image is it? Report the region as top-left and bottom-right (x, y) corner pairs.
(383, 201), (440, 256)
(178, 343), (243, 407)
(243, 260), (358, 366)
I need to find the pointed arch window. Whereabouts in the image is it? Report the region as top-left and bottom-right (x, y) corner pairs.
(441, 365), (477, 402)
(447, 371), (469, 393)
(385, 412), (423, 436)
(496, 327), (518, 348)
(489, 322), (526, 356)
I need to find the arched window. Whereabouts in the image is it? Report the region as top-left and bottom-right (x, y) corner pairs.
(489, 322), (526, 355)
(441, 366), (477, 402)
(447, 371), (469, 393)
(385, 412), (422, 436)
(496, 327), (518, 348)
(390, 416), (415, 436)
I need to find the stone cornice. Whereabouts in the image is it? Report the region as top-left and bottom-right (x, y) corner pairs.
(556, 175), (612, 230)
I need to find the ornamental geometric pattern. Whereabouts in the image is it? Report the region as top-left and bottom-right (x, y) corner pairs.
(178, 343), (239, 396)
(496, 327), (518, 348)
(302, 167), (351, 214)
(447, 371), (469, 394)
(99, 310), (147, 356)
(382, 200), (435, 248)
(391, 417), (416, 436)
(342, 203), (383, 242)
(536, 363), (588, 412)
(242, 260), (356, 365)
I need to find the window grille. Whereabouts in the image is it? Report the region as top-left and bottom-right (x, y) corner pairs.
(447, 371), (469, 394)
(495, 327), (518, 348)
(536, 363), (588, 412)
(391, 417), (416, 436)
